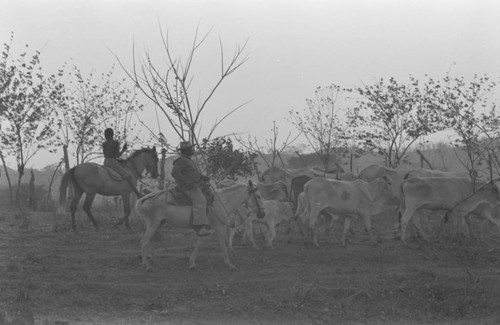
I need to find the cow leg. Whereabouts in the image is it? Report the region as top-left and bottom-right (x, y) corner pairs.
(400, 206), (418, 244)
(361, 213), (377, 245)
(413, 211), (431, 242)
(245, 218), (259, 250)
(286, 216), (300, 243)
(308, 205), (322, 248)
(265, 221), (276, 249)
(228, 226), (237, 251)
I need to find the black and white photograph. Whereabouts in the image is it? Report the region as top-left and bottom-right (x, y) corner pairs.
(1, 1), (500, 324)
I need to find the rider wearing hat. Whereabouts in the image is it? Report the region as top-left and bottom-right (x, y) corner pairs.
(102, 128), (143, 198)
(171, 140), (213, 237)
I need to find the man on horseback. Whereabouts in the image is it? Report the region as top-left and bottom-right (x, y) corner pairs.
(102, 128), (143, 199)
(171, 141), (214, 237)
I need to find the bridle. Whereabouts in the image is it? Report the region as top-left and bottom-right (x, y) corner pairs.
(247, 184), (265, 219)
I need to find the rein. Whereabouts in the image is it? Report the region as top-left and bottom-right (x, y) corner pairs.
(248, 185), (264, 218)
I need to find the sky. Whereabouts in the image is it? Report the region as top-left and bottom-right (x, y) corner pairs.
(2, 0), (500, 169)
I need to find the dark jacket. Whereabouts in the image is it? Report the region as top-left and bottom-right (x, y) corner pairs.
(171, 155), (203, 191)
(102, 139), (121, 159)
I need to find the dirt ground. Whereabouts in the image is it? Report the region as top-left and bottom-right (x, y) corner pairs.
(1, 207), (500, 325)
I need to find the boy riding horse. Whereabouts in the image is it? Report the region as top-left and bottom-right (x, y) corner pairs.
(102, 128), (143, 198)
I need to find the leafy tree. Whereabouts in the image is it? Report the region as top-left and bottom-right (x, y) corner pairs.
(289, 84), (354, 170)
(201, 136), (256, 182)
(0, 33), (64, 204)
(349, 76), (442, 168)
(430, 73), (500, 180)
(56, 64), (144, 168)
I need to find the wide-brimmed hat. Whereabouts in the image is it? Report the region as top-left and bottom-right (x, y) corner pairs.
(178, 141), (195, 150)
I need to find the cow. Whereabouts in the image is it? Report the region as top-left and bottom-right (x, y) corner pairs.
(399, 177), (486, 244)
(291, 191), (356, 247)
(256, 181), (288, 201)
(260, 166), (348, 201)
(444, 181), (500, 242)
(394, 168), (473, 239)
(359, 164), (406, 203)
(228, 200), (295, 250)
(404, 168), (470, 180)
(299, 176), (396, 247)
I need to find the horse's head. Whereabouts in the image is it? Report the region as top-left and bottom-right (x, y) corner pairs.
(247, 179), (266, 219)
(143, 146), (159, 179)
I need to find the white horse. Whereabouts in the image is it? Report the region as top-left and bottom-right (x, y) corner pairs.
(136, 180), (265, 271)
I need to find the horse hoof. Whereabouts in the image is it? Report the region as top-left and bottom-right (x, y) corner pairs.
(228, 264), (237, 271)
(189, 265), (197, 271)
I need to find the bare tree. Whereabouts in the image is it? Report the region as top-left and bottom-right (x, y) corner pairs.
(234, 121), (300, 171)
(114, 24), (249, 170)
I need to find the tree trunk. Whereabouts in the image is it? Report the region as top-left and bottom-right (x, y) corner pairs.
(28, 169), (35, 211)
(416, 149), (433, 169)
(0, 151), (14, 207)
(15, 163), (25, 206)
(62, 144), (73, 209)
(63, 144), (71, 171)
(47, 160), (64, 207)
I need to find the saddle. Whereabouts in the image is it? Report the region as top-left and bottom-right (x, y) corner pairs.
(165, 182), (215, 207)
(101, 160), (128, 181)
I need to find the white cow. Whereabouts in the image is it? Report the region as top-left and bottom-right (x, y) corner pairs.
(228, 200), (294, 250)
(299, 176), (396, 247)
(291, 191), (355, 247)
(445, 181), (500, 241)
(399, 177), (485, 244)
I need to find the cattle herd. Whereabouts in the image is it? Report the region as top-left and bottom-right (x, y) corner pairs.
(227, 164), (500, 252)
(137, 164), (500, 271)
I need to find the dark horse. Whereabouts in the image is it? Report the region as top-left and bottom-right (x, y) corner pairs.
(59, 147), (159, 230)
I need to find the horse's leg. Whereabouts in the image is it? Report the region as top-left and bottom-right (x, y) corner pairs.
(228, 226), (236, 251)
(82, 193), (99, 229)
(189, 237), (203, 270)
(214, 223), (236, 270)
(70, 189), (84, 231)
(140, 213), (163, 271)
(114, 193), (131, 229)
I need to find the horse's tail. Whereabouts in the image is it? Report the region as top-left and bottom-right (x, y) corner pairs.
(58, 167), (79, 210)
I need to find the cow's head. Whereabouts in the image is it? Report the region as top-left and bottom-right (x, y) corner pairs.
(380, 175), (400, 205)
